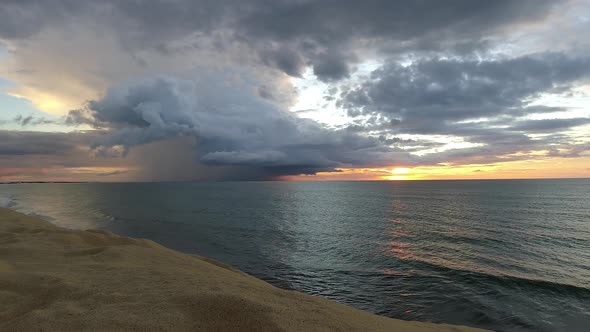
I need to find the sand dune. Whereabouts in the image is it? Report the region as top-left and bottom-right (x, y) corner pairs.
(0, 208), (487, 331)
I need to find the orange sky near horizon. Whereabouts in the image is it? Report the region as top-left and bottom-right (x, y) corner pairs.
(1, 153), (589, 182)
(281, 156), (590, 181)
(2, 158), (589, 183)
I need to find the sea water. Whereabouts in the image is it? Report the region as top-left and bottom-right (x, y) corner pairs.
(1, 179), (589, 331)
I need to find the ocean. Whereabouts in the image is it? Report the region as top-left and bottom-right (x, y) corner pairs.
(1, 179), (589, 331)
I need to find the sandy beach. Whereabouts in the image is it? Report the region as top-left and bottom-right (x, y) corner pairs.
(0, 207), (487, 331)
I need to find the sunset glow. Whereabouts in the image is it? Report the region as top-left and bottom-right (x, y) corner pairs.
(282, 155), (590, 181)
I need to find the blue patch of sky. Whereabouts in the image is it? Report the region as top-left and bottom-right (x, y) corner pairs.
(0, 78), (45, 117)
(0, 78), (70, 132)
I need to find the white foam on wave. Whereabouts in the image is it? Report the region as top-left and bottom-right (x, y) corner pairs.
(0, 194), (59, 225)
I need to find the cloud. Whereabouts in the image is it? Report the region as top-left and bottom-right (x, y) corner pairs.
(12, 115), (55, 126)
(0, 131), (81, 155)
(0, 0), (566, 82)
(201, 150), (288, 166)
(0, 1), (580, 121)
(1, 0), (588, 181)
(25, 50), (588, 179)
(236, 0), (563, 76)
(64, 72), (414, 177)
(260, 46), (306, 77)
(339, 53), (590, 127)
(312, 53), (352, 82)
(334, 52), (590, 165)
(510, 118), (590, 133)
(0, 130), (227, 181)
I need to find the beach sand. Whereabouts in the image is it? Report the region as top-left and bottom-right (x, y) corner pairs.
(0, 207), (487, 331)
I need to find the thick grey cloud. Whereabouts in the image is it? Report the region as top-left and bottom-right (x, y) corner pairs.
(260, 46), (307, 77)
(339, 53), (590, 126)
(311, 53), (352, 82)
(0, 131), (80, 155)
(234, 0), (563, 76)
(0, 0), (566, 80)
(238, 1), (558, 41)
(510, 118), (590, 133)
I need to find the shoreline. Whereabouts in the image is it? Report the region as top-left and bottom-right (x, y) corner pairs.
(0, 207), (487, 331)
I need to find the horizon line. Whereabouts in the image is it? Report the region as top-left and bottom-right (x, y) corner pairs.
(1, 176), (589, 185)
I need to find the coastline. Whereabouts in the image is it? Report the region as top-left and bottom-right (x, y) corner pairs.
(0, 207), (487, 331)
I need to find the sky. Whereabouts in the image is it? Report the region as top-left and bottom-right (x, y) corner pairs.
(0, 0), (589, 182)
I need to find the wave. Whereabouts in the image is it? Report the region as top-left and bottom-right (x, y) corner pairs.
(0, 195), (57, 223)
(397, 257), (590, 298)
(25, 212), (56, 222)
(0, 195), (15, 208)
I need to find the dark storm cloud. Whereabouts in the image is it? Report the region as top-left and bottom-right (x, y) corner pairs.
(65, 75), (415, 176)
(239, 1), (558, 41)
(0, 0), (565, 80)
(236, 0), (560, 64)
(221, 0), (562, 79)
